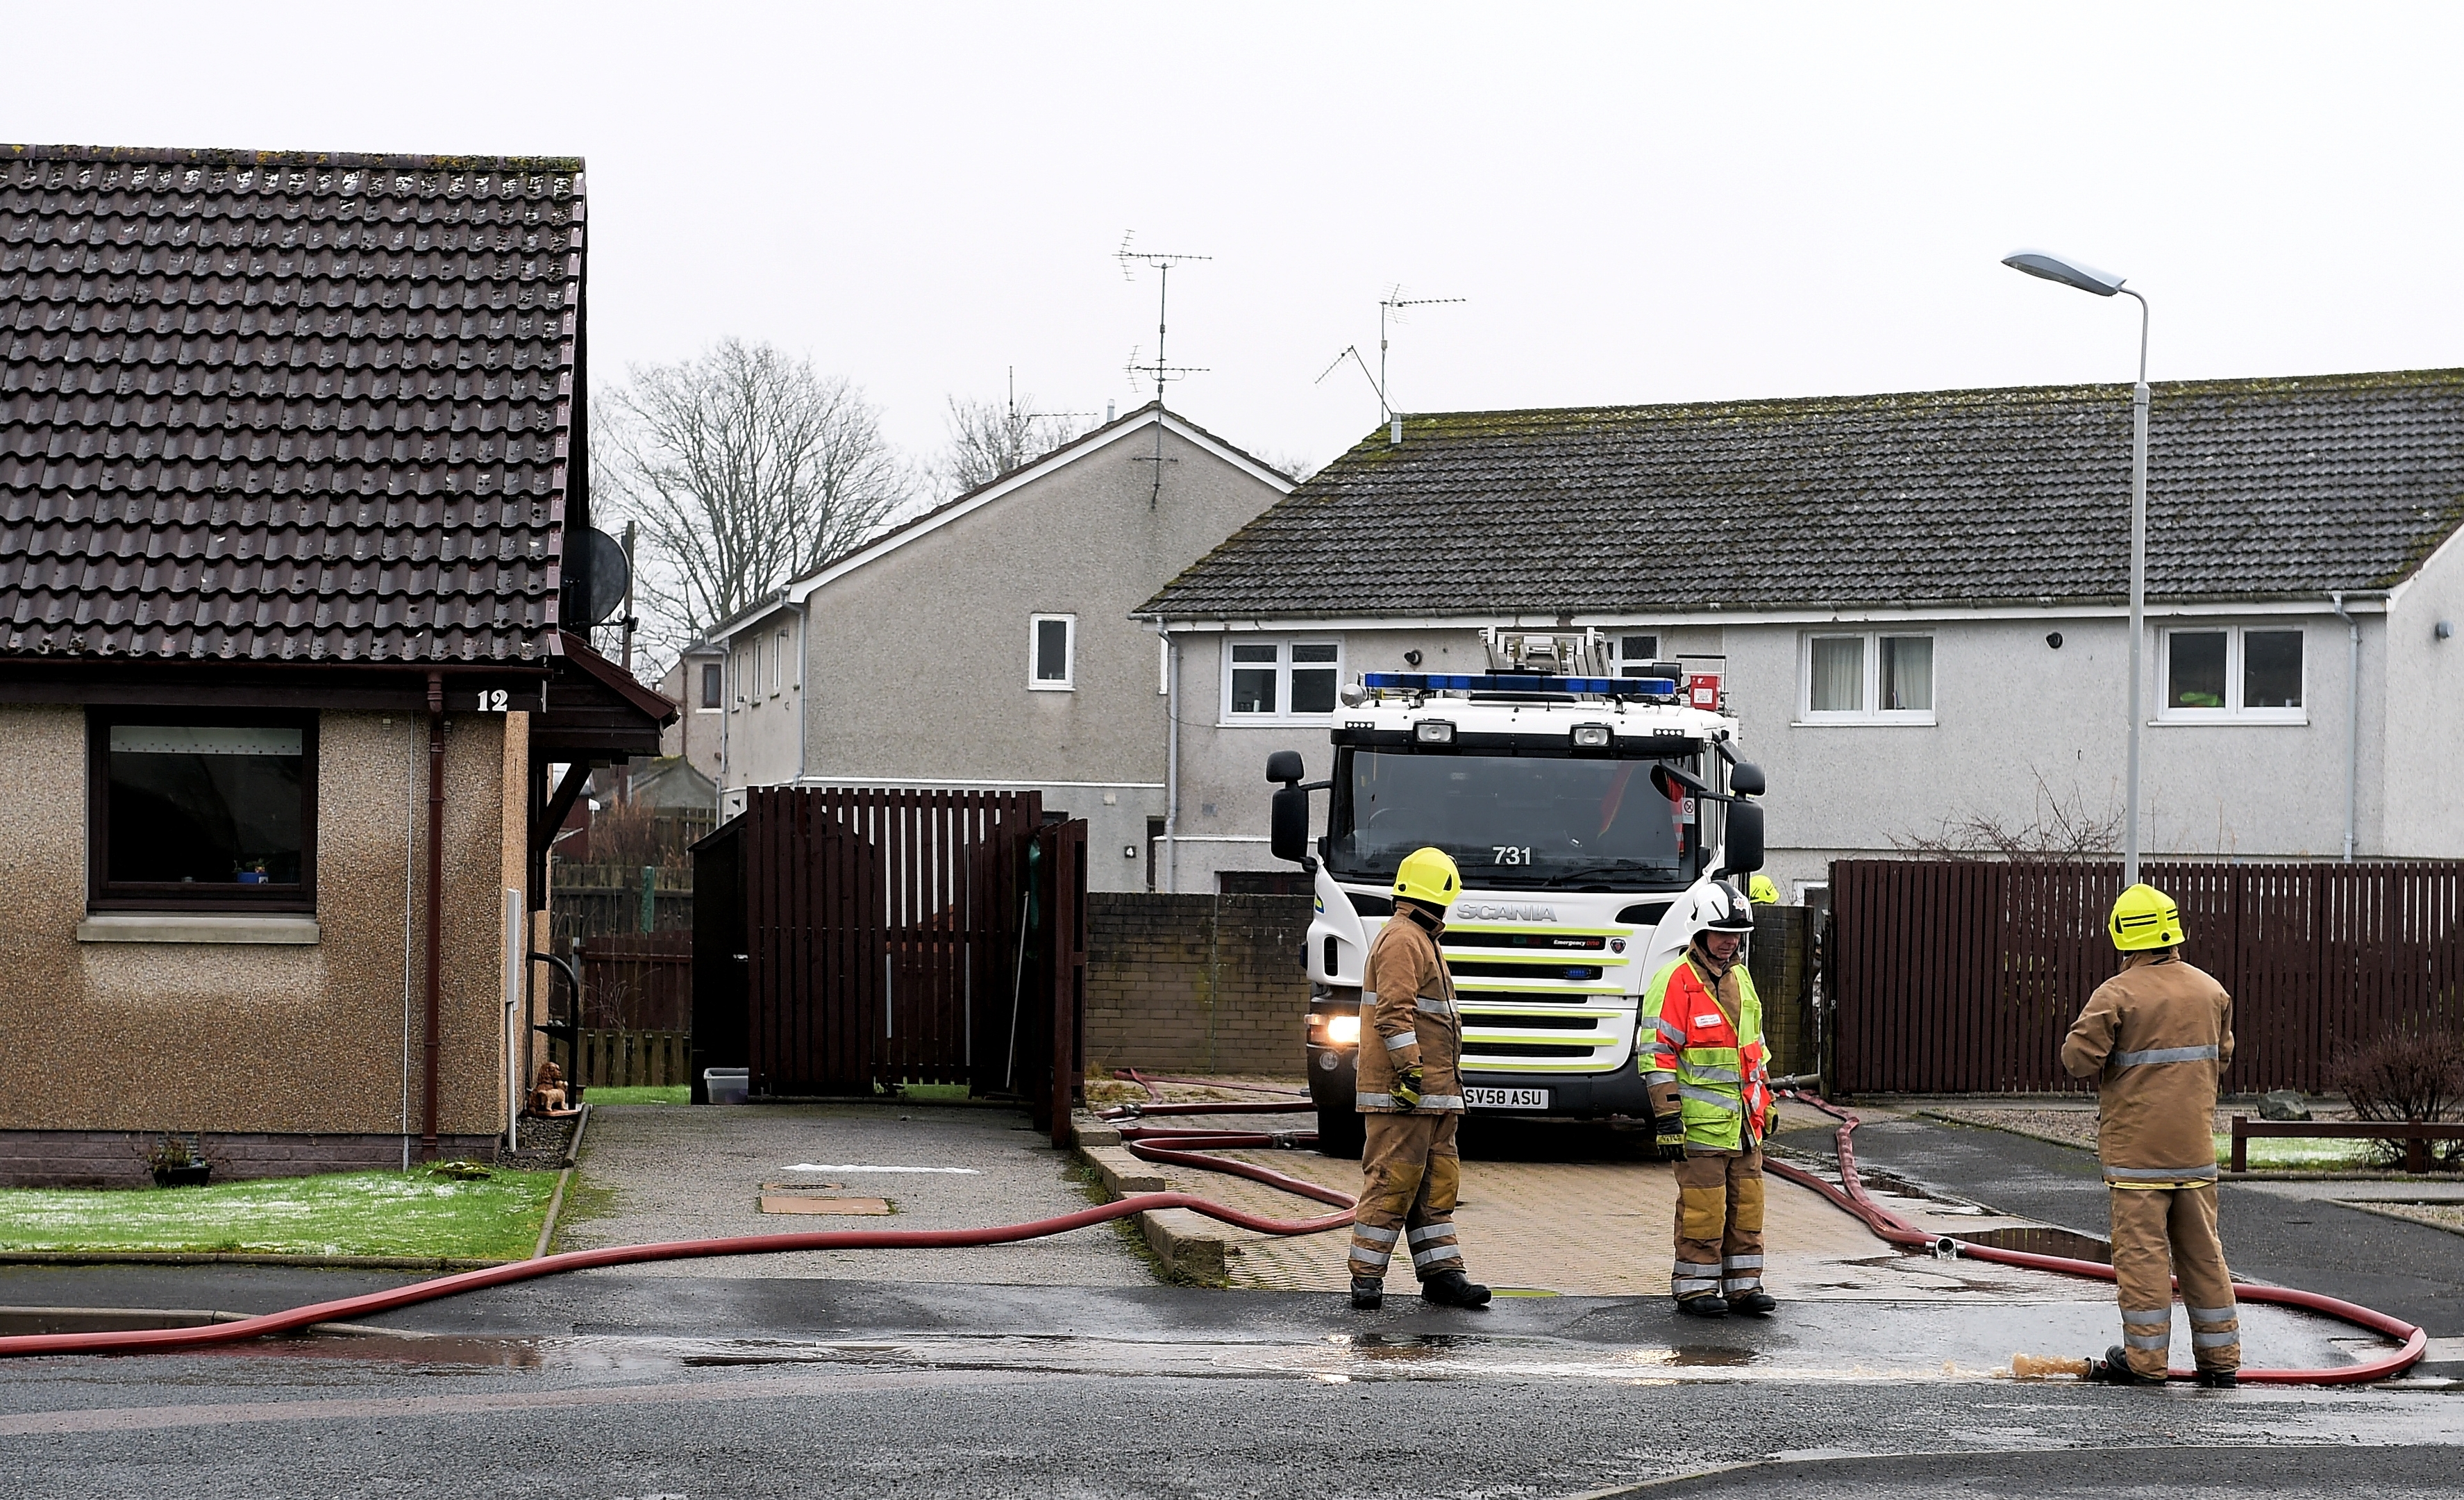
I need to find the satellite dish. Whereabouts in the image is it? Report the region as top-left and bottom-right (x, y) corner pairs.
(571, 528), (630, 628)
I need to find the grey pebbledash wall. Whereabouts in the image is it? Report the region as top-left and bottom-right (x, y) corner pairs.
(0, 1131), (503, 1189)
(1083, 894), (1312, 1077)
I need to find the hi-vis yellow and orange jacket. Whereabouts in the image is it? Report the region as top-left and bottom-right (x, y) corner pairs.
(1641, 950), (1772, 1151)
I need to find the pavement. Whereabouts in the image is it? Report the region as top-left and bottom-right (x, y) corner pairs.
(0, 1097), (2458, 1498)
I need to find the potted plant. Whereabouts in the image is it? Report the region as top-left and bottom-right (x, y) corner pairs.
(235, 858), (269, 885)
(145, 1133), (211, 1188)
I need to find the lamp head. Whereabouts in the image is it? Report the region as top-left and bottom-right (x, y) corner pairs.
(2002, 249), (2126, 297)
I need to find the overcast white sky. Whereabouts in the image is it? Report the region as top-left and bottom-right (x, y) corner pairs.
(10, 3), (2461, 481)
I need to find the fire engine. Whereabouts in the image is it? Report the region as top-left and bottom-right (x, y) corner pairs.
(1265, 628), (1767, 1156)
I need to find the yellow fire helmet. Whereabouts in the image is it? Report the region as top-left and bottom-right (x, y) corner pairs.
(1748, 874), (1780, 905)
(2109, 882), (2185, 951)
(1392, 846), (1463, 910)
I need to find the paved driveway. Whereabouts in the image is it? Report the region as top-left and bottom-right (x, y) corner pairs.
(559, 1101), (1149, 1285)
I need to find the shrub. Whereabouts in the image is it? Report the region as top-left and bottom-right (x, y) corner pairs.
(2331, 1029), (2464, 1170)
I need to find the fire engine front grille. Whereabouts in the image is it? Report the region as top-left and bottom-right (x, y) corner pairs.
(1448, 961), (1603, 981)
(1460, 1012), (1598, 1031)
(1462, 1042), (1598, 1059)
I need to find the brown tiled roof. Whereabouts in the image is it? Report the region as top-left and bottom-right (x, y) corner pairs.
(0, 144), (586, 665)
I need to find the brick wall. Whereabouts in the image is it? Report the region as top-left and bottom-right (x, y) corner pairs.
(1084, 893), (1311, 1077)
(1749, 906), (1815, 1078)
(0, 1131), (501, 1188)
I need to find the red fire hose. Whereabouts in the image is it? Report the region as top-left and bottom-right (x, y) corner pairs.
(1767, 1090), (2428, 1385)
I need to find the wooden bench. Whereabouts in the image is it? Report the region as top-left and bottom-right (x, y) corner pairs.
(2229, 1115), (2464, 1174)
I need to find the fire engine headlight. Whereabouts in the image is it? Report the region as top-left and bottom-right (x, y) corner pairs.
(1324, 1014), (1361, 1046)
(1571, 723), (1613, 749)
(1414, 719), (1455, 745)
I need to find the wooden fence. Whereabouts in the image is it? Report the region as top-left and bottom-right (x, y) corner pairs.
(694, 788), (1077, 1115)
(550, 860), (694, 947)
(577, 931), (693, 1031)
(576, 1028), (692, 1088)
(1830, 859), (2464, 1094)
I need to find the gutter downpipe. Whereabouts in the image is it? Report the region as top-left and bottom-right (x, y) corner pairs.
(1155, 615), (1180, 894)
(2332, 592), (2358, 862)
(423, 672), (446, 1153)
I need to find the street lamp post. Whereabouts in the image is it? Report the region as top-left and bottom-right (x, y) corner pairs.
(2003, 250), (2149, 889)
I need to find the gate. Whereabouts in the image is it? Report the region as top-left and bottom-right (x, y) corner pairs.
(1829, 859), (2464, 1094)
(692, 788), (1084, 1131)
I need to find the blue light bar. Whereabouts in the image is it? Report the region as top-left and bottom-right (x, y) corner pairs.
(1359, 672), (1676, 695)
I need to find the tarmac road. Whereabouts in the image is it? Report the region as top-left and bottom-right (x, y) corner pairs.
(0, 1269), (2458, 1499)
(1788, 1110), (2464, 1337)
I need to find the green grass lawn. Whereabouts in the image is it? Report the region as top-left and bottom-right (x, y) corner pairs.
(2214, 1133), (2379, 1169)
(0, 1168), (561, 1260)
(584, 1085), (688, 1106)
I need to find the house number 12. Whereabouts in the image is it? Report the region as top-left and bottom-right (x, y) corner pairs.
(477, 689), (511, 712)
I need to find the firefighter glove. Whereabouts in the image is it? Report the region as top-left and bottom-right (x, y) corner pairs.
(1394, 1065), (1424, 1110)
(1654, 1112), (1685, 1148)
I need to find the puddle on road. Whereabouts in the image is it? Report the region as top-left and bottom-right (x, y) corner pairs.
(1952, 1227), (2113, 1263)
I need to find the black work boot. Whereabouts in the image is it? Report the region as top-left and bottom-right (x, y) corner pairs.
(2195, 1369), (2238, 1390)
(1675, 1295), (1727, 1319)
(2086, 1346), (2165, 1386)
(1419, 1269), (1492, 1308)
(1350, 1276), (1384, 1311)
(1725, 1288), (1777, 1316)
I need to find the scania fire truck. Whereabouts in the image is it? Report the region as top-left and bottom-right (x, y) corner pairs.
(1264, 628), (1767, 1157)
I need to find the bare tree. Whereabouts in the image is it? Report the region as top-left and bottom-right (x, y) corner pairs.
(597, 340), (910, 667)
(1890, 768), (2124, 860)
(934, 392), (1085, 497)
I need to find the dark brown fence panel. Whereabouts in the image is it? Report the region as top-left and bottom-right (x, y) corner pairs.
(1834, 858), (2464, 1094)
(703, 788), (1049, 1099)
(577, 931), (693, 1031)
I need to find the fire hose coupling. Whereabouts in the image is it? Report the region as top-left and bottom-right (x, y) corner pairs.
(1933, 1236), (1962, 1260)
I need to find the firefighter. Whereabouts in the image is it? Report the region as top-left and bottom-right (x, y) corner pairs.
(1643, 881), (1778, 1318)
(1747, 874), (1780, 906)
(1347, 846), (1492, 1312)
(2062, 883), (2240, 1388)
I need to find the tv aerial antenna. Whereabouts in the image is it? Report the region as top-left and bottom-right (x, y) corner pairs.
(1116, 232), (1212, 506)
(1377, 285), (1465, 443)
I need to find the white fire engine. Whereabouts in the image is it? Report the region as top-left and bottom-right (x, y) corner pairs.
(1265, 628), (1768, 1156)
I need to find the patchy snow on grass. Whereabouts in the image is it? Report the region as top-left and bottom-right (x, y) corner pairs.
(0, 1169), (560, 1259)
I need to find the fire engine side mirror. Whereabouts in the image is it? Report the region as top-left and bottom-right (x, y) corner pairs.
(1266, 749), (1305, 786)
(1728, 761), (1766, 797)
(1271, 785), (1310, 863)
(1722, 799), (1766, 878)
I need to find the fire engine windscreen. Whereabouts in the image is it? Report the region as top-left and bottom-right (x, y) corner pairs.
(1329, 749), (1691, 890)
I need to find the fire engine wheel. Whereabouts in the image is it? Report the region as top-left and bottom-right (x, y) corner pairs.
(1314, 1105), (1365, 1160)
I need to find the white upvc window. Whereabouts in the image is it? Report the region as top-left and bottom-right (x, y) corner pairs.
(1030, 614), (1076, 691)
(2159, 626), (2304, 723)
(1223, 638), (1343, 720)
(771, 628), (789, 697)
(1158, 634), (1171, 696)
(1610, 631), (1666, 678)
(1800, 631), (1935, 724)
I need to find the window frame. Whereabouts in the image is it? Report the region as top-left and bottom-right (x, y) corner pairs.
(1029, 612), (1078, 692)
(771, 628), (789, 697)
(1609, 631), (1665, 678)
(698, 662), (723, 710)
(1797, 629), (1938, 726)
(87, 707), (319, 914)
(2157, 624), (2307, 724)
(1219, 635), (1346, 723)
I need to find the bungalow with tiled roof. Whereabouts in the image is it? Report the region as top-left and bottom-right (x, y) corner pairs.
(0, 144), (671, 1184)
(1139, 372), (2464, 899)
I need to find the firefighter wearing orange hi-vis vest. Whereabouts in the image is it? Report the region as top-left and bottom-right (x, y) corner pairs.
(1346, 846), (1493, 1313)
(1641, 881), (1779, 1318)
(2063, 883), (2241, 1388)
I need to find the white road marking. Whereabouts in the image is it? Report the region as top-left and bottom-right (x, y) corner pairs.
(781, 1164), (982, 1174)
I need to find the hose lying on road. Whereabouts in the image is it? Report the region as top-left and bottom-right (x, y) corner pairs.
(1114, 1069), (1308, 1099)
(0, 1112), (1355, 1360)
(1768, 1090), (2428, 1386)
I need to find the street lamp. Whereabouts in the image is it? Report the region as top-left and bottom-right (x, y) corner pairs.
(2003, 249), (2150, 889)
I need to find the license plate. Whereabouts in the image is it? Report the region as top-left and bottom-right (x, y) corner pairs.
(1465, 1087), (1550, 1110)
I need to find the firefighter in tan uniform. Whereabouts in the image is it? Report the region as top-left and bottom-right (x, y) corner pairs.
(1346, 847), (1493, 1312)
(2062, 883), (2241, 1388)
